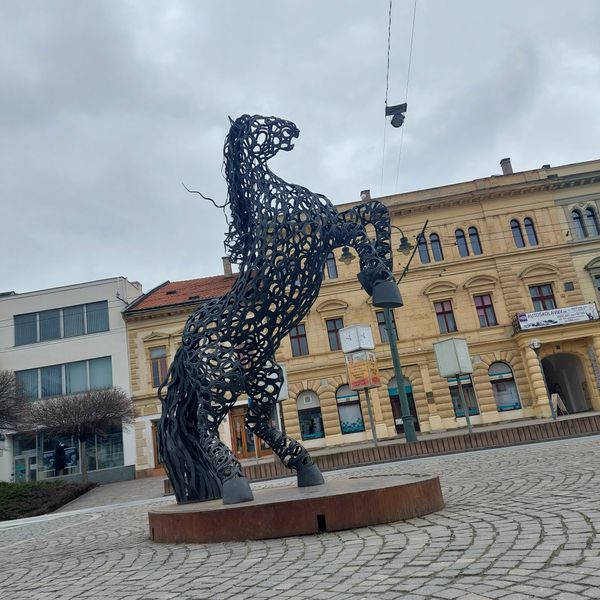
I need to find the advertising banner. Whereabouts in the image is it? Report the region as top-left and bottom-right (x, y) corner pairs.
(517, 303), (599, 330)
(345, 350), (381, 390)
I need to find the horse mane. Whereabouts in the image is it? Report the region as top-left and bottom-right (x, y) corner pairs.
(223, 114), (254, 263)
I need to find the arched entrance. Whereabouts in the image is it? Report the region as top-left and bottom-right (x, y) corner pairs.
(541, 353), (591, 414)
(387, 377), (420, 433)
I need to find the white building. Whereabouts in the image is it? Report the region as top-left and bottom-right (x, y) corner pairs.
(0, 277), (142, 483)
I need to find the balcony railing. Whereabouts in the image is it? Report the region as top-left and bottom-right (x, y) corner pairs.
(512, 303), (599, 333)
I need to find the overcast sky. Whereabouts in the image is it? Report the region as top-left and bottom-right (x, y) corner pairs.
(2, 1), (599, 294)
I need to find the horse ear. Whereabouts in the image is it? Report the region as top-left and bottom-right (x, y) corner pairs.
(228, 115), (234, 125)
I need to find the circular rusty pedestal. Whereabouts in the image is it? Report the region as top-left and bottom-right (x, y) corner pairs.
(149, 474), (444, 544)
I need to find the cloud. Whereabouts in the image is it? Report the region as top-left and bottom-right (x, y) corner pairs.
(1, 0), (599, 293)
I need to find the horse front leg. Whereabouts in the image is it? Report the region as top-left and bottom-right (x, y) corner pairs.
(245, 359), (324, 487)
(333, 201), (396, 296)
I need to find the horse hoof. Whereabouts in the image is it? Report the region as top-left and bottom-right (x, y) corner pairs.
(297, 463), (325, 487)
(222, 476), (254, 504)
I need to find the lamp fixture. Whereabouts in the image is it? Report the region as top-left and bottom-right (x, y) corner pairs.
(339, 246), (355, 265)
(390, 225), (413, 255)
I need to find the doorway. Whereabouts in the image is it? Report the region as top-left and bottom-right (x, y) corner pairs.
(229, 405), (271, 459)
(388, 377), (421, 433)
(541, 353), (591, 414)
(14, 455), (37, 482)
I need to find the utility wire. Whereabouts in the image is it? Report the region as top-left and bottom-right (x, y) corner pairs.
(394, 0), (418, 190)
(380, 0), (393, 195)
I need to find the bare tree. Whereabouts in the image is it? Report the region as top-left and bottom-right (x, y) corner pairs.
(0, 370), (29, 431)
(27, 388), (134, 482)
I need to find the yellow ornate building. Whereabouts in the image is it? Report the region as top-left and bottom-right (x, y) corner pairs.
(124, 158), (600, 476)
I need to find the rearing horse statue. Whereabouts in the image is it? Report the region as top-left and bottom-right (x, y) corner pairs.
(159, 114), (398, 504)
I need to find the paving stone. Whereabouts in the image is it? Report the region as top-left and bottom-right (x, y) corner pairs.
(1, 436), (599, 599)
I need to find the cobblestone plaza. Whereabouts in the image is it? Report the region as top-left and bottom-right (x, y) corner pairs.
(1, 436), (599, 600)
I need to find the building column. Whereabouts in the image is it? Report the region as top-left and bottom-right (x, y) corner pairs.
(588, 337), (600, 410)
(523, 345), (552, 417)
(420, 363), (444, 431)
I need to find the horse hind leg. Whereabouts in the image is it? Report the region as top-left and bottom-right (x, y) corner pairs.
(245, 361), (324, 488)
(197, 376), (254, 504)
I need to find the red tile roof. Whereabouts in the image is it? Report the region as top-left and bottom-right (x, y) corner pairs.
(126, 274), (237, 312)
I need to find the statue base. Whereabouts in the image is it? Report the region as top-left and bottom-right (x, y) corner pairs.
(148, 474), (444, 544)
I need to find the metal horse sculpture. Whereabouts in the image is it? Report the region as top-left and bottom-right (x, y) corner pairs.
(159, 114), (398, 504)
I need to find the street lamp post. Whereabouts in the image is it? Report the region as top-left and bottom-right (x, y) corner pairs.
(383, 307), (418, 443)
(529, 339), (557, 420)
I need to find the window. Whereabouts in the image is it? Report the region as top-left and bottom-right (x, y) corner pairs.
(455, 229), (469, 257)
(336, 385), (365, 434)
(14, 313), (37, 346)
(430, 233), (444, 262)
(290, 324), (309, 356)
(15, 357), (113, 400)
(86, 301), (109, 333)
(449, 375), (479, 417)
(585, 207), (600, 236)
(41, 365), (62, 398)
(417, 233), (430, 264)
(572, 209), (586, 238)
(529, 284), (556, 311)
(150, 347), (168, 387)
(474, 294), (497, 327)
(16, 369), (38, 400)
(511, 219), (525, 248)
(434, 300), (457, 333)
(296, 391), (324, 440)
(63, 305), (85, 337)
(65, 361), (88, 394)
(13, 300), (109, 346)
(523, 218), (538, 246)
(376, 310), (397, 343)
(89, 357), (113, 390)
(325, 318), (344, 351)
(468, 227), (483, 255)
(325, 252), (338, 279)
(489, 362), (521, 412)
(39, 309), (61, 341)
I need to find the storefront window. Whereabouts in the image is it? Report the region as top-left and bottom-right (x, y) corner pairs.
(336, 385), (365, 434)
(296, 391), (324, 440)
(489, 362), (521, 411)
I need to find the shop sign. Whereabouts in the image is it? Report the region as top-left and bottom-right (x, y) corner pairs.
(345, 350), (381, 390)
(517, 303), (599, 330)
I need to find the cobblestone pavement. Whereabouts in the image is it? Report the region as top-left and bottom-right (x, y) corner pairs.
(1, 436), (599, 600)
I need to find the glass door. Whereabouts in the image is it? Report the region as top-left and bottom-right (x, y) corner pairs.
(14, 455), (37, 482)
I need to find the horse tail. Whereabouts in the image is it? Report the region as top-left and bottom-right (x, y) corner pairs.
(158, 353), (222, 503)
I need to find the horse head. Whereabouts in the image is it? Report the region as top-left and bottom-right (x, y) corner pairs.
(226, 114), (300, 165)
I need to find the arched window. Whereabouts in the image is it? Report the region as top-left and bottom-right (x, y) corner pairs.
(455, 229), (469, 257)
(572, 209), (587, 238)
(325, 252), (338, 279)
(585, 207), (600, 237)
(468, 227), (483, 255)
(430, 233), (444, 262)
(387, 376), (420, 433)
(489, 362), (521, 412)
(523, 218), (538, 246)
(296, 391), (324, 440)
(336, 385), (365, 434)
(417, 233), (430, 264)
(448, 375), (479, 417)
(511, 219), (525, 248)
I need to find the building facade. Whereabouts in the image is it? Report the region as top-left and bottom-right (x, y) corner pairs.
(0, 277), (142, 483)
(122, 266), (283, 478)
(124, 158), (600, 475)
(278, 158), (600, 450)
